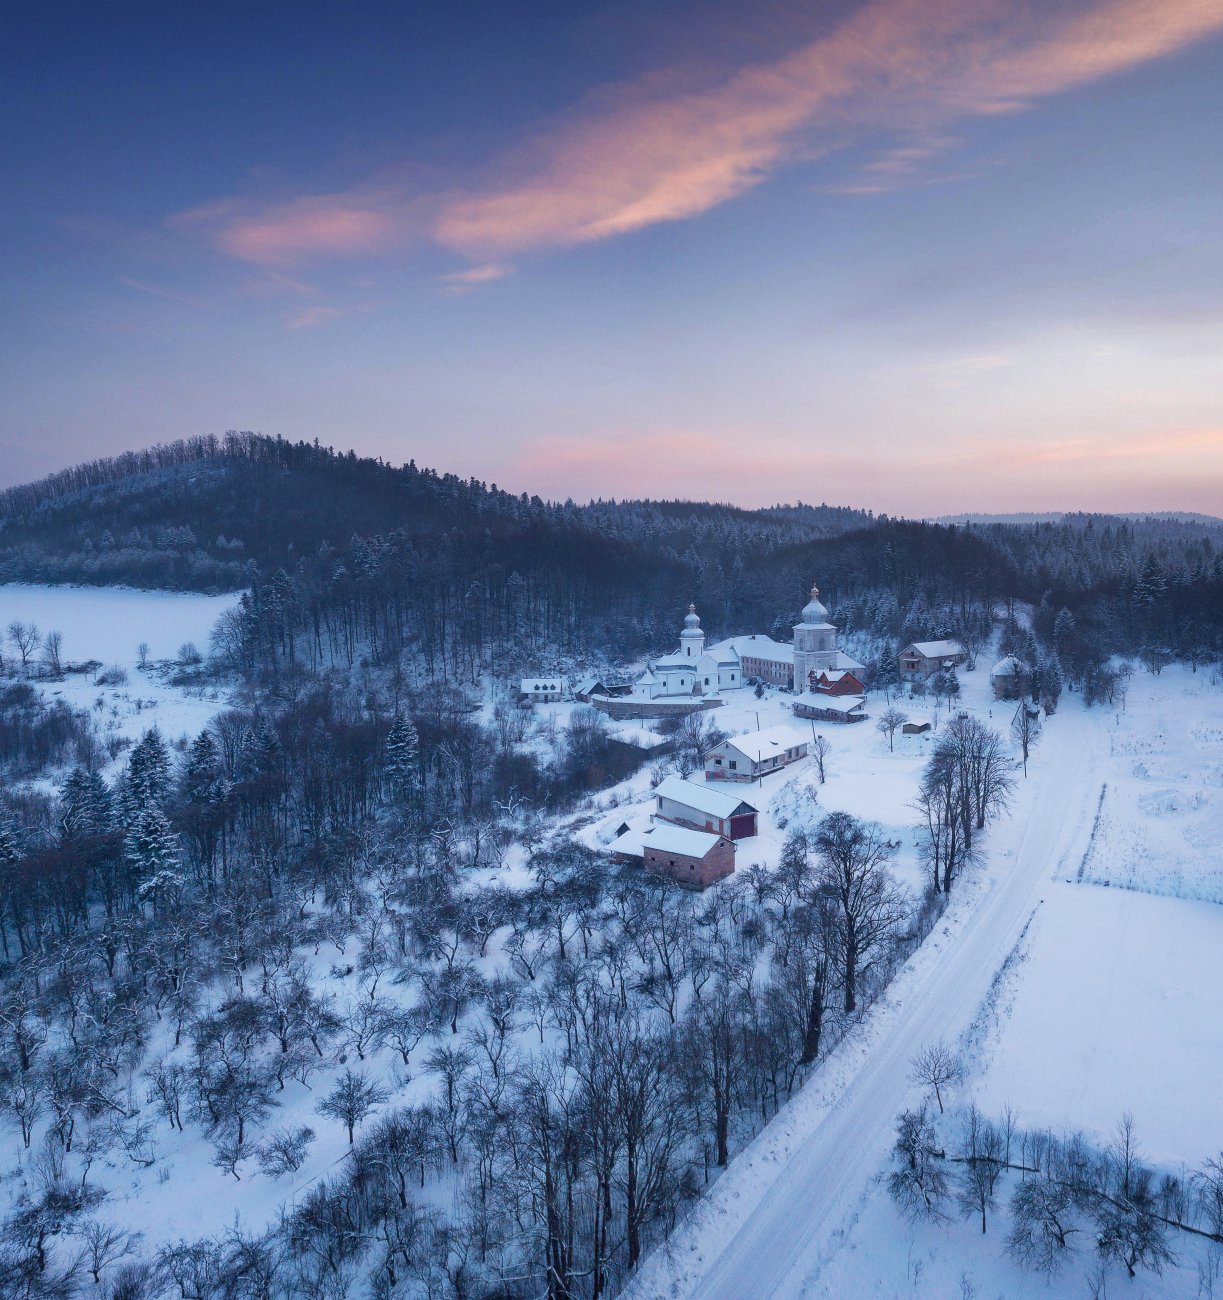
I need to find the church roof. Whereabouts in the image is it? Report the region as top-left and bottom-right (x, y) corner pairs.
(800, 583), (830, 624)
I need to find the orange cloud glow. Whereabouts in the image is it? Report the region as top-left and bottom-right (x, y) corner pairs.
(168, 1), (1223, 269)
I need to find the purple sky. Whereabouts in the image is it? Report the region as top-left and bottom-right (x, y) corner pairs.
(3, 0), (1222, 515)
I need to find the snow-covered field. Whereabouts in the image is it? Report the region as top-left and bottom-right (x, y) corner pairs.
(628, 664), (1223, 1300)
(0, 582), (241, 764)
(5, 589), (1222, 1297)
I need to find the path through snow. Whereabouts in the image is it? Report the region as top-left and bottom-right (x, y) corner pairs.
(627, 703), (1100, 1300)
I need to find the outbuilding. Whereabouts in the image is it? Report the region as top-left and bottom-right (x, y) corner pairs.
(793, 695), (867, 724)
(899, 640), (967, 682)
(642, 823), (735, 888)
(654, 774), (758, 839)
(704, 724), (809, 782)
(990, 655), (1031, 700)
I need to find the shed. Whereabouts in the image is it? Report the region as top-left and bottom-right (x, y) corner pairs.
(793, 695), (867, 724)
(990, 655), (1031, 700)
(641, 823), (735, 888)
(902, 720), (932, 735)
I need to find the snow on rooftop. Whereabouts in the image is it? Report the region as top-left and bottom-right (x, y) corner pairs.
(905, 639), (965, 658)
(709, 634), (793, 663)
(654, 774), (756, 818)
(643, 822), (725, 857)
(800, 694), (866, 714)
(720, 723), (808, 759)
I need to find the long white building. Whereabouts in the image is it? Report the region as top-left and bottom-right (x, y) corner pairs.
(632, 583), (864, 702)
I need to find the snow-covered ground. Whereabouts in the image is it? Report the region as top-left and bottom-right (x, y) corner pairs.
(627, 664), (1223, 1300)
(0, 582), (241, 766)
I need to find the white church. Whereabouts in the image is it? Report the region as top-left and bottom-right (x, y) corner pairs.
(633, 583), (865, 701)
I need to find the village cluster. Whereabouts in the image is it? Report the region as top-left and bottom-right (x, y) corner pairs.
(519, 581), (1041, 891)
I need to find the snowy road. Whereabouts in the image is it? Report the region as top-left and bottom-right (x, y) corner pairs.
(628, 707), (1100, 1300)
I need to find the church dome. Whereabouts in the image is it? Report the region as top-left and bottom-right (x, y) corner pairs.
(683, 603), (701, 630)
(801, 583), (829, 624)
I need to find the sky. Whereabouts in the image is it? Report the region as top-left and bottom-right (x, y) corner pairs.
(2, 0), (1222, 516)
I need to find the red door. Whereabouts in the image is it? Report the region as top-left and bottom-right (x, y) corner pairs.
(729, 813), (756, 840)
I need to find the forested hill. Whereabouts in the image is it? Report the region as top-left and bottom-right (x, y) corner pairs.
(0, 432), (1219, 668)
(0, 432), (873, 594)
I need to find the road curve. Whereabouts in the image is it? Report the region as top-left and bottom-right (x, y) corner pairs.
(628, 706), (1099, 1300)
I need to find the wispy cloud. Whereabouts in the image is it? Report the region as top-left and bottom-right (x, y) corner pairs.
(435, 262), (513, 294)
(283, 304), (350, 330)
(168, 0), (1223, 270)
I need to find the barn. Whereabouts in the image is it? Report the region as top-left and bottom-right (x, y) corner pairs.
(653, 774), (758, 839)
(641, 823), (735, 888)
(793, 695), (867, 724)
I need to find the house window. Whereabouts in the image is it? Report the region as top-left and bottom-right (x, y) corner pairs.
(704, 677), (710, 685)
(729, 760), (737, 770)
(714, 757), (723, 765)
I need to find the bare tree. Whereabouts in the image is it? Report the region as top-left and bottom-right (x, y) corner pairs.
(876, 706), (908, 753)
(1011, 702), (1041, 777)
(888, 1104), (950, 1222)
(811, 734), (831, 785)
(42, 630), (64, 678)
(317, 1068), (389, 1144)
(7, 621), (40, 673)
(814, 811), (908, 1013)
(910, 1041), (965, 1114)
(1007, 1178), (1080, 1275)
(957, 1105), (1004, 1233)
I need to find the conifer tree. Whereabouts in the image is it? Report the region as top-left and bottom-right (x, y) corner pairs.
(384, 712), (420, 803)
(59, 767), (113, 842)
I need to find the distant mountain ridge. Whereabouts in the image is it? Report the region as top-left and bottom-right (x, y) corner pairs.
(938, 510), (1223, 528)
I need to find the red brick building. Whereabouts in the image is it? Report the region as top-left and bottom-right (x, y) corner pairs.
(642, 823), (736, 888)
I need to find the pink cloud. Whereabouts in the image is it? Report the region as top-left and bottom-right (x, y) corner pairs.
(432, 0), (1223, 256)
(435, 262), (513, 294)
(168, 1), (1223, 269)
(170, 190), (412, 268)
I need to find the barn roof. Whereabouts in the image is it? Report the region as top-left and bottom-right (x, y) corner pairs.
(803, 694), (866, 714)
(654, 774), (757, 819)
(643, 824), (724, 858)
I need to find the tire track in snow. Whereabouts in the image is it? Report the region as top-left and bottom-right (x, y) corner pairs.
(626, 707), (1101, 1300)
